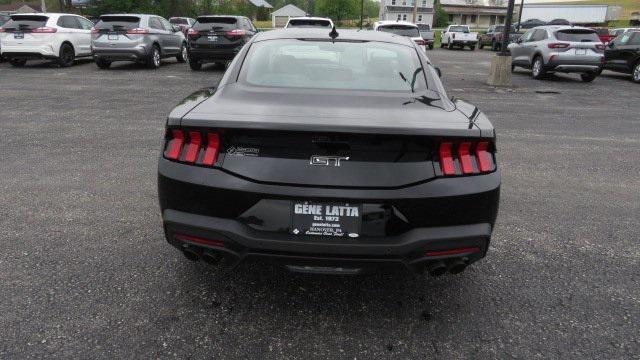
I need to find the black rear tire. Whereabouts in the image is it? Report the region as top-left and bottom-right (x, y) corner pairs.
(96, 58), (111, 69)
(632, 61), (640, 83)
(188, 58), (201, 71)
(177, 43), (188, 63)
(58, 43), (75, 67)
(580, 73), (597, 82)
(428, 44), (433, 50)
(146, 45), (161, 69)
(479, 42), (484, 49)
(469, 45), (475, 51)
(531, 56), (546, 80)
(9, 58), (27, 67)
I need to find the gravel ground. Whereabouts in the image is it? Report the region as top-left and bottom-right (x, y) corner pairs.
(0, 49), (638, 359)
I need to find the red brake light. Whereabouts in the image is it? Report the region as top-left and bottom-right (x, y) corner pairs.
(0, 28), (6, 33)
(226, 29), (245, 36)
(476, 141), (494, 172)
(426, 247), (480, 257)
(547, 42), (570, 49)
(457, 142), (474, 174)
(439, 142), (456, 176)
(174, 233), (225, 248)
(164, 129), (185, 160)
(414, 39), (426, 46)
(187, 28), (199, 38)
(127, 28), (149, 35)
(32, 27), (57, 33)
(183, 131), (202, 163)
(202, 133), (220, 166)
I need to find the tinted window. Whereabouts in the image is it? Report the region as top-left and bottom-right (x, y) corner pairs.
(0, 15), (11, 26)
(194, 17), (237, 31)
(241, 39), (428, 92)
(615, 32), (633, 45)
(555, 29), (599, 42)
(58, 16), (80, 29)
(1, 15), (48, 31)
(378, 25), (419, 37)
(95, 16), (140, 30)
(288, 19), (332, 28)
(78, 17), (94, 30)
(169, 18), (188, 25)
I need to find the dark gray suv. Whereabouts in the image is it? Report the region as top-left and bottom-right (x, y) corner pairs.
(92, 14), (187, 69)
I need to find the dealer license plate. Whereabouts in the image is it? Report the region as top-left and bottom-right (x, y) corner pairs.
(291, 202), (362, 238)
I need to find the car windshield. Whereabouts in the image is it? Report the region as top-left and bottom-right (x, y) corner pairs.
(288, 19), (331, 28)
(449, 26), (469, 33)
(555, 29), (599, 42)
(241, 39), (427, 93)
(194, 17), (237, 31)
(1, 15), (48, 30)
(169, 18), (188, 25)
(377, 25), (420, 37)
(95, 16), (141, 30)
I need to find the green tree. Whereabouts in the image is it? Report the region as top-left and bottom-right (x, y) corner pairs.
(433, 1), (449, 28)
(315, 0), (358, 24)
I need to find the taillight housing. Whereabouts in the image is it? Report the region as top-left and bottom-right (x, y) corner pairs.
(595, 44), (605, 51)
(187, 28), (199, 39)
(414, 39), (426, 46)
(163, 128), (221, 166)
(226, 29), (245, 37)
(31, 27), (57, 33)
(436, 140), (496, 176)
(547, 42), (570, 49)
(127, 28), (149, 35)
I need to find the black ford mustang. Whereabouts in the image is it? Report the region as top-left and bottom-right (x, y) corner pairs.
(158, 29), (500, 276)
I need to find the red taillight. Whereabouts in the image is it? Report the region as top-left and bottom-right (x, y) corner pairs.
(452, 33), (456, 39)
(0, 28), (6, 33)
(164, 129), (221, 166)
(32, 27), (57, 33)
(547, 42), (570, 49)
(226, 29), (245, 37)
(187, 28), (199, 39)
(414, 39), (426, 46)
(426, 247), (480, 257)
(595, 44), (605, 51)
(91, 27), (99, 34)
(127, 28), (149, 35)
(202, 133), (220, 166)
(183, 131), (202, 163)
(438, 140), (495, 176)
(438, 142), (456, 176)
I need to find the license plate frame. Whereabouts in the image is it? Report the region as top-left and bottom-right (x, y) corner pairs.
(207, 35), (218, 42)
(576, 49), (587, 55)
(108, 33), (119, 41)
(14, 32), (24, 39)
(290, 201), (362, 238)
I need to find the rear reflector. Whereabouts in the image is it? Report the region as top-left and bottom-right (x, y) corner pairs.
(438, 140), (495, 176)
(426, 247), (480, 257)
(163, 128), (220, 166)
(174, 233), (225, 248)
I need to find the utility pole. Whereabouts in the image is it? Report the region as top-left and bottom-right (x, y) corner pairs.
(360, 0), (364, 29)
(40, 0), (47, 13)
(412, 0), (418, 23)
(499, 0), (515, 55)
(516, 0), (525, 32)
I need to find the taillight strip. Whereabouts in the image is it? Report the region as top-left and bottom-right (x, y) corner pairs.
(439, 142), (456, 176)
(476, 141), (494, 172)
(164, 129), (184, 160)
(458, 142), (474, 174)
(438, 140), (495, 177)
(183, 131), (202, 163)
(202, 133), (220, 166)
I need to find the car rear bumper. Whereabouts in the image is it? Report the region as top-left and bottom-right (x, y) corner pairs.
(546, 56), (603, 73)
(158, 158), (500, 275)
(92, 46), (149, 61)
(1, 44), (57, 58)
(187, 47), (241, 62)
(451, 40), (477, 46)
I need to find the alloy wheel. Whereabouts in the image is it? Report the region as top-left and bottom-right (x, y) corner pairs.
(532, 59), (542, 77)
(153, 49), (161, 67)
(633, 64), (640, 83)
(182, 46), (188, 62)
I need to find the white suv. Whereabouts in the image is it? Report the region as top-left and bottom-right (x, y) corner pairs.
(0, 13), (94, 67)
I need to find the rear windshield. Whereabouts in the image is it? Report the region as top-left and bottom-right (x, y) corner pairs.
(377, 25), (419, 37)
(555, 29), (599, 42)
(2, 15), (48, 30)
(241, 39), (428, 92)
(194, 17), (237, 31)
(288, 19), (331, 28)
(0, 15), (10, 26)
(448, 26), (469, 33)
(95, 16), (141, 30)
(169, 18), (188, 25)
(593, 28), (609, 36)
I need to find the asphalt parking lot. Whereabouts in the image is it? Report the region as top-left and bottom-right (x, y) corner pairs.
(1, 49), (639, 359)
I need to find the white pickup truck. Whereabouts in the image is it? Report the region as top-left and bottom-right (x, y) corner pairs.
(440, 25), (478, 51)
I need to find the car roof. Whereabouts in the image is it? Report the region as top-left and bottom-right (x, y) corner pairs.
(197, 15), (244, 19)
(532, 25), (593, 31)
(288, 17), (332, 21)
(254, 28), (416, 46)
(100, 14), (154, 18)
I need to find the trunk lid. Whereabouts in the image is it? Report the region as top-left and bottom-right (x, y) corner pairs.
(180, 85), (480, 188)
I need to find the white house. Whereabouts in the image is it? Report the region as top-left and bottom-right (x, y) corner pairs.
(272, 4), (307, 28)
(440, 0), (508, 28)
(378, 0), (435, 27)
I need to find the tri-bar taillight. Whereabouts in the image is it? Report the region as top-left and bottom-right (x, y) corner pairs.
(437, 140), (496, 176)
(164, 129), (220, 166)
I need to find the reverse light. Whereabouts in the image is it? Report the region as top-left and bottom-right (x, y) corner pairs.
(437, 140), (496, 176)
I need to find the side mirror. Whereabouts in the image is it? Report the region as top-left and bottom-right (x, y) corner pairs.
(435, 67), (442, 78)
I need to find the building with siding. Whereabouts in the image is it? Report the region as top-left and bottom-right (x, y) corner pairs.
(440, 0), (508, 28)
(378, 0), (435, 27)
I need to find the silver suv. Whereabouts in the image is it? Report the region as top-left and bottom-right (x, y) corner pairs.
(509, 26), (604, 82)
(91, 14), (187, 69)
